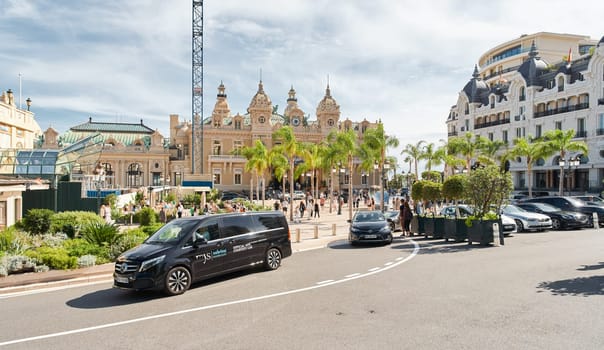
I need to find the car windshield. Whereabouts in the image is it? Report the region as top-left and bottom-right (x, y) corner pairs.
(145, 220), (199, 245)
(503, 205), (526, 214)
(383, 211), (398, 219)
(354, 212), (385, 222)
(565, 197), (587, 207)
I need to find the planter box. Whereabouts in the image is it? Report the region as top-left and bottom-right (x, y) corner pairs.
(444, 218), (467, 242)
(424, 217), (434, 237)
(411, 216), (425, 236)
(433, 217), (445, 239)
(467, 219), (504, 246)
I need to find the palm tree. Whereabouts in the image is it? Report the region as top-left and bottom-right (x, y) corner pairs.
(323, 132), (344, 214)
(419, 142), (440, 173)
(510, 137), (553, 198)
(448, 132), (487, 174)
(272, 126), (302, 221)
(362, 122), (399, 212)
(241, 140), (269, 206)
(299, 142), (324, 202)
(332, 129), (359, 220)
(542, 129), (588, 195)
(401, 141), (425, 180)
(478, 139), (507, 168)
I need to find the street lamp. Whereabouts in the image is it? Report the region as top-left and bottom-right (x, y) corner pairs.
(330, 167), (336, 213)
(26, 97), (32, 111)
(381, 161), (390, 213)
(558, 156), (580, 195)
(338, 163), (345, 215)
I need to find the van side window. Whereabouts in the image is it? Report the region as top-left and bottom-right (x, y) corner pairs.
(196, 218), (220, 241)
(257, 215), (284, 230)
(220, 216), (253, 238)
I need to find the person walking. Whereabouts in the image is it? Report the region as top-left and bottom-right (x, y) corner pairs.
(177, 202), (184, 218)
(299, 200), (306, 219)
(314, 199), (320, 218)
(402, 200), (414, 237)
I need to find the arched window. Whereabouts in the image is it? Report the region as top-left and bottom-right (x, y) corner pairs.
(490, 96), (495, 108)
(519, 86), (526, 101)
(102, 163), (114, 186)
(127, 163), (142, 187)
(557, 76), (565, 92)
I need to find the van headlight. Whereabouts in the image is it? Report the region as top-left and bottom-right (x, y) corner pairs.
(139, 255), (165, 272)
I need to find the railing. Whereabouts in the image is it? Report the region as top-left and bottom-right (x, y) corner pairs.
(533, 103), (589, 118)
(574, 130), (587, 138)
(514, 115), (525, 121)
(208, 154), (247, 162)
(474, 118), (511, 130)
(598, 98), (604, 105)
(519, 95), (526, 102)
(448, 131), (458, 136)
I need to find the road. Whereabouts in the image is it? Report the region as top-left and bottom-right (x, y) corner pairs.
(1, 229), (603, 349)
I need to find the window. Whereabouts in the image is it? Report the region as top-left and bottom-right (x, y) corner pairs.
(515, 127), (524, 138)
(221, 216), (253, 238)
(464, 103), (469, 115)
(213, 118), (221, 128)
(519, 106), (525, 117)
(152, 172), (162, 186)
(194, 218), (220, 242)
(327, 119), (335, 126)
(212, 140), (221, 155)
(519, 87), (526, 101)
(259, 116), (266, 124)
(488, 132), (493, 141)
(213, 170), (221, 185)
(555, 121), (562, 130)
(233, 140), (243, 154)
(535, 125), (542, 138)
(490, 96), (495, 109)
(598, 114), (604, 135)
(102, 163), (114, 186)
(577, 118), (586, 137)
(502, 130), (508, 143)
(184, 144), (189, 156)
(465, 120), (470, 131)
(558, 76), (565, 92)
(16, 129), (24, 137)
(235, 120), (242, 130)
(127, 163), (143, 187)
(234, 169), (242, 185)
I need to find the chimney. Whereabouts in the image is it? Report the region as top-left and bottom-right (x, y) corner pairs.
(6, 89), (14, 105)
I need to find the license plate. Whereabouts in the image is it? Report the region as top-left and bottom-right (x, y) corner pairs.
(364, 234), (377, 239)
(115, 276), (129, 284)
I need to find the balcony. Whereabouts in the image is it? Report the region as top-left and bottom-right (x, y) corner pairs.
(448, 131), (458, 137)
(208, 154), (247, 163)
(598, 98), (604, 105)
(514, 115), (526, 121)
(474, 118), (511, 130)
(596, 128), (604, 136)
(533, 103), (589, 118)
(574, 130), (587, 138)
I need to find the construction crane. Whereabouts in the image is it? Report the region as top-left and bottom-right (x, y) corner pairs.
(192, 0), (203, 174)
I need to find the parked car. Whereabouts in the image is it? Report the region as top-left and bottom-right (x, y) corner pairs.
(516, 202), (589, 230)
(383, 210), (402, 232)
(501, 204), (552, 232)
(348, 210), (393, 245)
(220, 191), (249, 201)
(440, 204), (516, 235)
(114, 211), (292, 295)
(520, 196), (604, 227)
(293, 190), (306, 200)
(573, 195), (604, 207)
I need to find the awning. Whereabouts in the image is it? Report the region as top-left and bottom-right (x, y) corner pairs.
(181, 186), (212, 192)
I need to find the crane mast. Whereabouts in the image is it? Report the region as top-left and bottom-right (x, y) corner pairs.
(192, 0), (203, 174)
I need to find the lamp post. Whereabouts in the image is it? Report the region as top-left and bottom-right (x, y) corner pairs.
(381, 161), (390, 213)
(338, 163), (344, 215)
(26, 97), (32, 111)
(558, 156), (580, 195)
(330, 167), (335, 213)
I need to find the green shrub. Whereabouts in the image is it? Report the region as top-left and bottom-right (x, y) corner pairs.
(25, 247), (78, 270)
(133, 207), (158, 226)
(81, 222), (120, 247)
(109, 228), (148, 259)
(0, 227), (31, 254)
(22, 209), (55, 235)
(62, 238), (106, 258)
(50, 211), (105, 238)
(77, 255), (97, 267)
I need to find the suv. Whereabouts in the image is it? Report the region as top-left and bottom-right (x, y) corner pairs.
(520, 196), (604, 227)
(114, 211), (292, 295)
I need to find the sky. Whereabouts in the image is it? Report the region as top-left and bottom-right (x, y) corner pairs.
(1, 0), (603, 171)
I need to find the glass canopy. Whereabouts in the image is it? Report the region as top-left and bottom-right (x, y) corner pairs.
(0, 133), (104, 179)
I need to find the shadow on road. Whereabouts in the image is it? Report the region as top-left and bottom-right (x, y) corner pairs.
(537, 275), (604, 296)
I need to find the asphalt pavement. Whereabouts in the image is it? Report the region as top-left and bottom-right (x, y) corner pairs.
(0, 202), (359, 294)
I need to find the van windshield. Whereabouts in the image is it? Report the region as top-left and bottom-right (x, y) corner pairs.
(145, 220), (199, 245)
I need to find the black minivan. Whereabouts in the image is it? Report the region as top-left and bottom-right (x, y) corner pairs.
(114, 211), (292, 295)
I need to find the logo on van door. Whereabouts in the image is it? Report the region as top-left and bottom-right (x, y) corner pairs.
(196, 248), (227, 264)
(233, 243), (253, 253)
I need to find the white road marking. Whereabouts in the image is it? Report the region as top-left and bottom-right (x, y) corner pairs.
(384, 262), (393, 266)
(0, 240), (421, 347)
(395, 257), (404, 261)
(0, 279), (114, 299)
(316, 280), (335, 285)
(345, 273), (360, 278)
(368, 267), (380, 272)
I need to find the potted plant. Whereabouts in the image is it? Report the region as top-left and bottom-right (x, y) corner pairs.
(442, 174), (468, 242)
(464, 165), (513, 246)
(418, 180), (444, 239)
(410, 180), (425, 235)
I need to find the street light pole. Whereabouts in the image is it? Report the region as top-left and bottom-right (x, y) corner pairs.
(559, 156), (580, 195)
(338, 164), (344, 215)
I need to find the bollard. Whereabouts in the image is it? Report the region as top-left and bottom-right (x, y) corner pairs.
(314, 226), (319, 239)
(492, 223), (500, 247)
(332, 223), (336, 236)
(593, 212), (599, 230)
(296, 228), (301, 243)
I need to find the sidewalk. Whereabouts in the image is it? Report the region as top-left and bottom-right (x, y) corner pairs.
(0, 203), (361, 294)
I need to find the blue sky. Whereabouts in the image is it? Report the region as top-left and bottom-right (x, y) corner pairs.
(1, 0), (603, 169)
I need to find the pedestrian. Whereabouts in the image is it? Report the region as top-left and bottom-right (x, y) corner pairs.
(159, 207), (166, 223)
(314, 200), (320, 218)
(274, 200), (280, 211)
(99, 204), (107, 220)
(177, 202), (184, 218)
(282, 198), (288, 215)
(299, 200), (306, 218)
(370, 197), (375, 211)
(402, 200), (414, 237)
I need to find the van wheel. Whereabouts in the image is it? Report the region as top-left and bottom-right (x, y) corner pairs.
(264, 248), (282, 270)
(164, 266), (191, 295)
